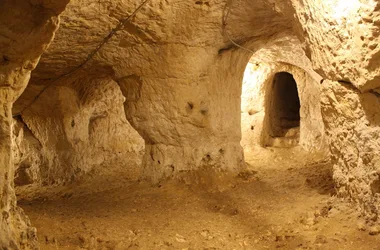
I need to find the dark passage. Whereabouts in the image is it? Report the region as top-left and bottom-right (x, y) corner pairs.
(269, 72), (300, 137)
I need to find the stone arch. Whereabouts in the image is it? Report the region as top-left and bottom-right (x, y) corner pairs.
(241, 62), (326, 156)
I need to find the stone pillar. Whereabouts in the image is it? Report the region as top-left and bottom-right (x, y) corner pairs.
(119, 48), (251, 182)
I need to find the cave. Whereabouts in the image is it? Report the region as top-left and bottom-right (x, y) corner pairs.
(2, 0), (380, 249)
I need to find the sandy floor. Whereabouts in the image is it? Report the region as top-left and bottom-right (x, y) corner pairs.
(17, 147), (380, 249)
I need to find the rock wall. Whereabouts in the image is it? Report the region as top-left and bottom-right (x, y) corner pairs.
(17, 73), (144, 185)
(12, 118), (43, 186)
(0, 0), (69, 248)
(291, 0), (380, 91)
(241, 62), (271, 153)
(241, 61), (326, 155)
(321, 81), (380, 223)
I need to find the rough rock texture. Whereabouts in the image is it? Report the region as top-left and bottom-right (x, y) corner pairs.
(8, 0), (380, 182)
(0, 0), (69, 248)
(16, 0), (287, 182)
(12, 118), (43, 186)
(241, 61), (326, 155)
(321, 81), (380, 223)
(2, 0), (380, 247)
(120, 49), (249, 181)
(291, 0), (380, 91)
(15, 73), (145, 185)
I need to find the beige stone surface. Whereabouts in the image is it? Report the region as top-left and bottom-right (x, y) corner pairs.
(19, 73), (144, 185)
(291, 0), (380, 91)
(321, 81), (380, 223)
(0, 0), (69, 248)
(15, 0), (282, 182)
(12, 0), (380, 185)
(12, 118), (43, 186)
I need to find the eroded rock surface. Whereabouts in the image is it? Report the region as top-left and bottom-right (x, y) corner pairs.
(321, 81), (380, 223)
(12, 118), (43, 186)
(14, 73), (145, 185)
(291, 0), (380, 91)
(0, 0), (69, 248)
(16, 0), (279, 181)
(2, 0), (380, 248)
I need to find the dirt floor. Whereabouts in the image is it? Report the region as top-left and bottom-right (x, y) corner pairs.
(17, 147), (380, 249)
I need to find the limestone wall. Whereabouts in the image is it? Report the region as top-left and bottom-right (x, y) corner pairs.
(15, 74), (145, 185)
(13, 0), (273, 182)
(12, 118), (43, 186)
(321, 81), (380, 223)
(0, 0), (69, 248)
(291, 0), (380, 91)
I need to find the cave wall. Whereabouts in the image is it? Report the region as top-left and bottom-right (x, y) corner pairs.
(241, 62), (326, 155)
(291, 0), (380, 91)
(241, 62), (270, 153)
(321, 81), (380, 224)
(0, 0), (69, 248)
(292, 0), (380, 224)
(12, 118), (43, 186)
(15, 73), (144, 185)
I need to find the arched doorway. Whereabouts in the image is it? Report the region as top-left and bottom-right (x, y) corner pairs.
(266, 72), (300, 147)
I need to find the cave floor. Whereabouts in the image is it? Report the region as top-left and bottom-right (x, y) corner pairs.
(17, 147), (380, 250)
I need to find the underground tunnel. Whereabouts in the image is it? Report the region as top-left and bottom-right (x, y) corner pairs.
(1, 0), (380, 249)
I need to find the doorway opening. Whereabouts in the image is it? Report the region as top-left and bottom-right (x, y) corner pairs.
(267, 72), (300, 147)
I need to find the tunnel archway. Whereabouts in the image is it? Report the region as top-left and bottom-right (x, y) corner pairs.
(241, 62), (326, 154)
(267, 72), (300, 147)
